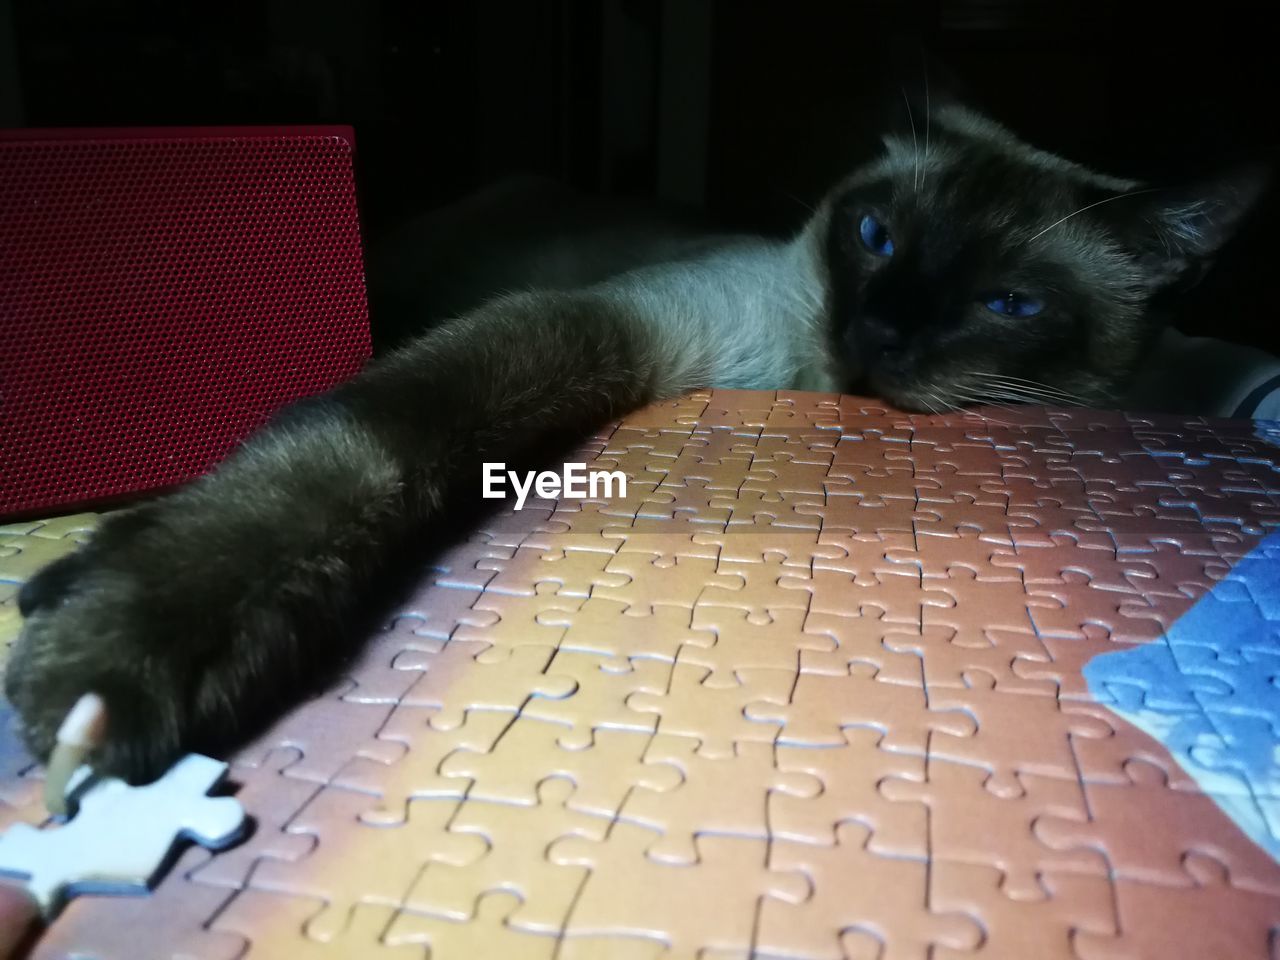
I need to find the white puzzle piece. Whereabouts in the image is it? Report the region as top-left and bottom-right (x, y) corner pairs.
(0, 753), (246, 913)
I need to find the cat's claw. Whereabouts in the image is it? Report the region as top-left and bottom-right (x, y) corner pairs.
(5, 506), (249, 785)
(7, 546), (187, 784)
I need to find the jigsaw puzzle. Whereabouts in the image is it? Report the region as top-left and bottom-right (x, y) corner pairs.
(2, 389), (1279, 958)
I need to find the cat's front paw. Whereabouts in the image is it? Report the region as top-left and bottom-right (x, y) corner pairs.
(6, 508), (241, 783)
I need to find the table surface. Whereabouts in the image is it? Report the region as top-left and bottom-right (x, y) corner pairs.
(2, 388), (1278, 959)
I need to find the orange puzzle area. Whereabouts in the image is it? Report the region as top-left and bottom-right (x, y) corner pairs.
(2, 388), (1279, 958)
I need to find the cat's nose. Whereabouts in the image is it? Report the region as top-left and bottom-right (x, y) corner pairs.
(857, 316), (906, 358)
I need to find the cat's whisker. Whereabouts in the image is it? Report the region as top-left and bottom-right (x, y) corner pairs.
(922, 65), (931, 193)
(971, 381), (1073, 405)
(964, 388), (1017, 406)
(785, 193), (819, 217)
(976, 372), (1080, 397)
(936, 391), (968, 416)
(954, 381), (1053, 414)
(930, 387), (1015, 426)
(901, 87), (920, 194)
(987, 384), (1087, 408)
(981, 386), (1050, 406)
(932, 391), (958, 418)
(1026, 188), (1159, 244)
(964, 372), (1089, 406)
(959, 398), (1016, 427)
(949, 374), (1022, 404)
(975, 373), (1075, 396)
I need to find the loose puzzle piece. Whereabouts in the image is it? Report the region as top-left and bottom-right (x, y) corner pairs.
(0, 754), (245, 912)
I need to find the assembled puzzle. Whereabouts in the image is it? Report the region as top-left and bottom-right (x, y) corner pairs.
(1, 388), (1278, 958)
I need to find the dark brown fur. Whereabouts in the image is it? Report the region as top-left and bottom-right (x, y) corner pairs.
(10, 293), (661, 779)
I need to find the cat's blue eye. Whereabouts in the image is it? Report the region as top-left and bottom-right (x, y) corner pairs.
(859, 215), (894, 257)
(984, 293), (1044, 318)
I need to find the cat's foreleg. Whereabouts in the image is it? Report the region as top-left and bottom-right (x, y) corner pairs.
(7, 291), (672, 782)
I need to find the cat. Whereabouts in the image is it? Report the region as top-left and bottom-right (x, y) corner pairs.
(7, 101), (1264, 782)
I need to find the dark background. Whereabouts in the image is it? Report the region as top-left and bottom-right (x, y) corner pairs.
(4, 0), (1277, 351)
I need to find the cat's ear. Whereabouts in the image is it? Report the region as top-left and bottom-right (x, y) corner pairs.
(1129, 165), (1269, 290)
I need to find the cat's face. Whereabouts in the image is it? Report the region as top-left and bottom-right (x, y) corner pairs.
(818, 105), (1262, 412)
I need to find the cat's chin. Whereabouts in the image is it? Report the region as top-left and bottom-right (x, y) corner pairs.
(863, 371), (934, 413)
(886, 394), (937, 414)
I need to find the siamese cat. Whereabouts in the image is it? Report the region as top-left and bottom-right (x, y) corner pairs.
(7, 102), (1264, 781)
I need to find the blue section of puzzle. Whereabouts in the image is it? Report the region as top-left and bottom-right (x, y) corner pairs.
(1085, 524), (1280, 862)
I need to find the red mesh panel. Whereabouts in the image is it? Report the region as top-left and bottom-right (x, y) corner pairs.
(0, 127), (372, 518)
